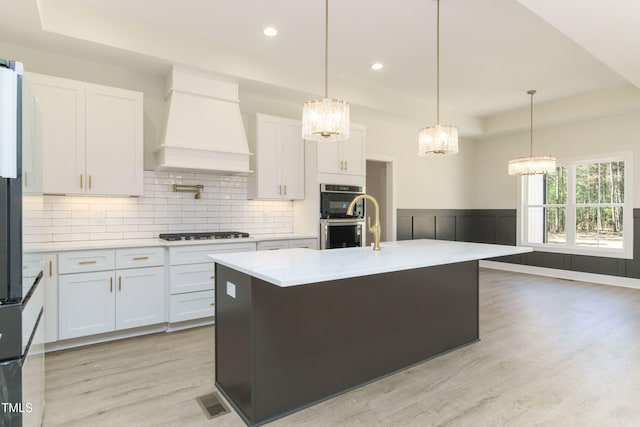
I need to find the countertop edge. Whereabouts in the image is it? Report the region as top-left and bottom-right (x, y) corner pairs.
(209, 242), (533, 287)
(24, 234), (317, 253)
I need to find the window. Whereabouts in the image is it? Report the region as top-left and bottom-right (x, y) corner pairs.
(520, 152), (633, 258)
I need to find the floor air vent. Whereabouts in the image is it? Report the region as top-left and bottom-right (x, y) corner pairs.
(196, 392), (230, 419)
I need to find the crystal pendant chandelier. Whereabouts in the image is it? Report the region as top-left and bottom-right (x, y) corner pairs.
(418, 0), (458, 157)
(302, 0), (350, 142)
(508, 90), (556, 175)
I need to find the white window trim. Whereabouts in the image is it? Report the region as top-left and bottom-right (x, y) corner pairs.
(517, 151), (634, 260)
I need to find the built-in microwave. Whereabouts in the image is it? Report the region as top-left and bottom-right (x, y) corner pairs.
(320, 184), (365, 219)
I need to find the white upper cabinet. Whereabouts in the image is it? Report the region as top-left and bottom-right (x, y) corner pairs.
(280, 118), (305, 199)
(316, 123), (365, 176)
(26, 74), (85, 195)
(85, 84), (143, 196)
(248, 114), (304, 200)
(25, 73), (143, 196)
(22, 82), (43, 194)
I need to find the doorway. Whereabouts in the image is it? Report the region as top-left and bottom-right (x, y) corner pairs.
(366, 157), (396, 242)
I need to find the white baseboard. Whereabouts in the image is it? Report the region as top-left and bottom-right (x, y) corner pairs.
(166, 317), (214, 332)
(45, 324), (168, 353)
(480, 260), (640, 290)
(44, 318), (216, 352)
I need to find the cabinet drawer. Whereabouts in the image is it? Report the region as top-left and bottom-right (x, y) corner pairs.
(170, 263), (215, 294)
(169, 242), (255, 265)
(58, 250), (115, 274)
(256, 241), (289, 251)
(289, 239), (317, 249)
(116, 247), (164, 269)
(169, 291), (215, 323)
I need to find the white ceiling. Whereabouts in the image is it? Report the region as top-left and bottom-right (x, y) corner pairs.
(0, 0), (637, 133)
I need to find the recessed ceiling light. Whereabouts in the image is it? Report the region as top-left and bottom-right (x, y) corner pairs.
(371, 63), (383, 71)
(263, 27), (278, 37)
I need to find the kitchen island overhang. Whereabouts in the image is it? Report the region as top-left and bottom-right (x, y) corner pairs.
(209, 240), (531, 426)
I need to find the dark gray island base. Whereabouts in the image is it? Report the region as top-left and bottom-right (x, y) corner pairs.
(215, 260), (479, 426)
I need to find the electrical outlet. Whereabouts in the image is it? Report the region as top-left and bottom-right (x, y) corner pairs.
(226, 281), (236, 298)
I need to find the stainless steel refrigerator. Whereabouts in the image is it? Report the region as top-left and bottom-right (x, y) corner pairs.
(0, 58), (45, 427)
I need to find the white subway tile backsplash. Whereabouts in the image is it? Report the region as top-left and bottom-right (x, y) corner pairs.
(90, 232), (124, 240)
(53, 233), (91, 242)
(24, 170), (294, 243)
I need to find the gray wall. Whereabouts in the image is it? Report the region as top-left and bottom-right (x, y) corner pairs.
(398, 208), (640, 279)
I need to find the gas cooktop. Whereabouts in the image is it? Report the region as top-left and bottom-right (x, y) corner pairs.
(158, 231), (250, 241)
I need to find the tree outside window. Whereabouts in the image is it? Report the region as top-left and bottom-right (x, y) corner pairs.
(521, 154), (631, 258)
(575, 161), (624, 249)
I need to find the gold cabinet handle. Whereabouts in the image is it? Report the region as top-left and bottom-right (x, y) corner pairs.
(133, 256), (149, 261)
(49, 260), (52, 277)
(210, 275), (215, 279)
(89, 175), (92, 190)
(299, 246), (310, 248)
(210, 303), (215, 307)
(268, 248), (281, 250)
(345, 160), (348, 170)
(284, 185), (287, 195)
(118, 276), (122, 291)
(79, 260), (97, 265)
(110, 277), (113, 292)
(339, 160), (344, 170)
(24, 172), (28, 187)
(80, 174), (83, 189)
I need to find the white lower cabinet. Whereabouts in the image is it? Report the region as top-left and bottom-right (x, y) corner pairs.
(169, 290), (215, 323)
(115, 266), (165, 330)
(43, 254), (59, 343)
(58, 247), (165, 340)
(256, 238), (318, 251)
(59, 270), (115, 339)
(256, 241), (290, 251)
(168, 242), (255, 323)
(51, 238), (317, 343)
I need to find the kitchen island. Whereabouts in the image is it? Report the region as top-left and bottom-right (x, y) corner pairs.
(209, 239), (531, 426)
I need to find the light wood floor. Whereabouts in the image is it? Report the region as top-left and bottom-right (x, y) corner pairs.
(43, 269), (640, 426)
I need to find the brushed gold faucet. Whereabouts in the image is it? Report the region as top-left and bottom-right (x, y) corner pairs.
(347, 194), (381, 251)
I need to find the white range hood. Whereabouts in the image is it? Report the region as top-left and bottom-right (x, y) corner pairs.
(156, 66), (252, 173)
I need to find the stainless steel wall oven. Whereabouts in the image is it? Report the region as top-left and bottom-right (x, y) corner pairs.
(320, 184), (365, 249)
(320, 220), (363, 250)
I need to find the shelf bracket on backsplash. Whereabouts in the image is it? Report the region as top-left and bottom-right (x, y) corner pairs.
(173, 184), (204, 199)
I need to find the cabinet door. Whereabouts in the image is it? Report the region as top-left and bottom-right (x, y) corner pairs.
(254, 114), (282, 198)
(43, 254), (58, 343)
(115, 266), (165, 330)
(26, 73), (85, 195)
(316, 140), (341, 174)
(22, 83), (43, 194)
(340, 125), (366, 176)
(58, 271), (115, 340)
(280, 119), (305, 199)
(85, 84), (143, 196)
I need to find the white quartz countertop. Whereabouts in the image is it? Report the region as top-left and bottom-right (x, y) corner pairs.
(23, 234), (317, 253)
(209, 239), (533, 287)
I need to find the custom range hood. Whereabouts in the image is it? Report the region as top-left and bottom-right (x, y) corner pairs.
(156, 66), (252, 173)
